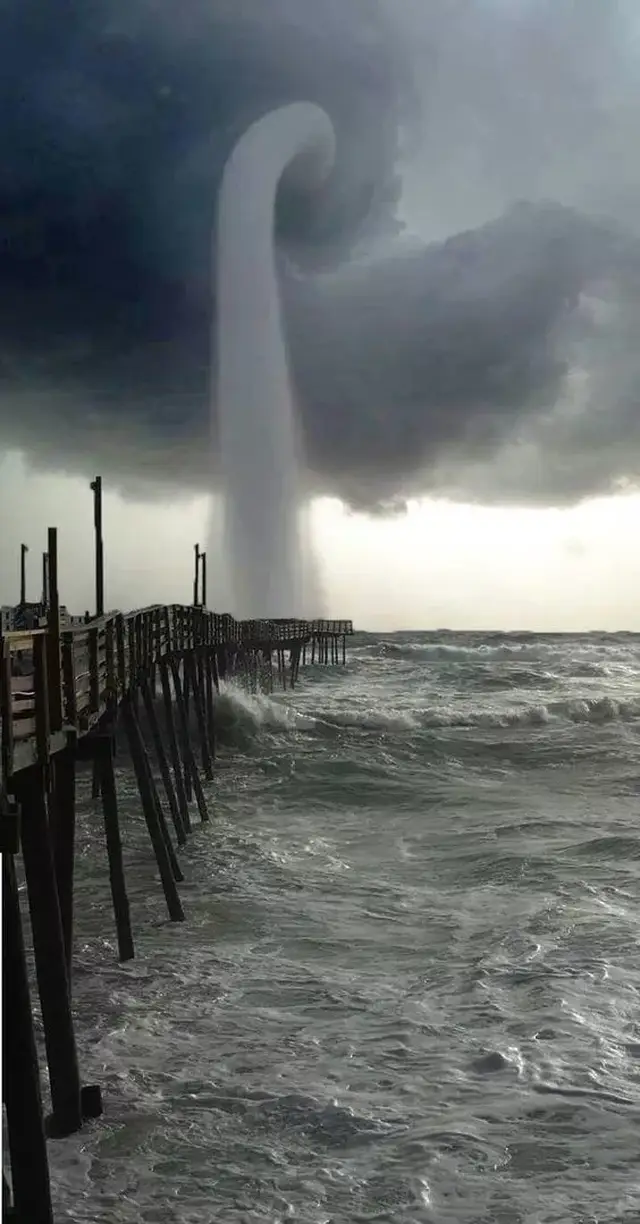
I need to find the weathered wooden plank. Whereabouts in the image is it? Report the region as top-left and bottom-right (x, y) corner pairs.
(1, 605), (353, 778)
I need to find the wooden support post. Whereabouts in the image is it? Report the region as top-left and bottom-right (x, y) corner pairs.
(193, 543), (200, 607)
(49, 745), (76, 984)
(201, 551), (207, 608)
(88, 626), (100, 717)
(182, 652), (191, 721)
(188, 651), (213, 780)
(178, 660), (193, 804)
(168, 656), (209, 824)
(182, 681), (193, 797)
(46, 526), (63, 734)
(159, 659), (191, 835)
(42, 550), (49, 609)
(342, 634), (346, 665)
(203, 649), (217, 758)
(149, 758), (184, 883)
(3, 850), (54, 1224)
(293, 645), (302, 687)
(94, 736), (134, 961)
(15, 764), (83, 1136)
(140, 679), (187, 846)
(23, 637), (102, 1130)
(90, 476), (104, 619)
(121, 695), (185, 920)
(19, 541), (28, 605)
(134, 709), (184, 884)
(1, 635), (14, 781)
(211, 646), (220, 691)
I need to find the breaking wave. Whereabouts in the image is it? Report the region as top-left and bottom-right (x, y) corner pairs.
(318, 695), (640, 732)
(212, 681), (640, 745)
(361, 640), (622, 675)
(365, 640), (545, 662)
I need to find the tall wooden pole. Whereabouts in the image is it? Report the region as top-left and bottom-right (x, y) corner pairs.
(200, 552), (207, 609)
(193, 544), (200, 607)
(46, 527), (62, 733)
(90, 477), (104, 619)
(19, 543), (28, 605)
(42, 551), (49, 609)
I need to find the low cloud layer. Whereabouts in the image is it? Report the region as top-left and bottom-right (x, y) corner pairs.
(2, 0), (640, 510)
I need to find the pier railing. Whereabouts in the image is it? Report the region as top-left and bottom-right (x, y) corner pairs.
(1, 605), (353, 780)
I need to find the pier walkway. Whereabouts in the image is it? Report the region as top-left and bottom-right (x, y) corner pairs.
(1, 599), (352, 1222)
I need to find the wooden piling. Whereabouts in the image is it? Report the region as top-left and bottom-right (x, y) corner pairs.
(175, 653), (193, 804)
(201, 551), (207, 608)
(137, 719), (184, 885)
(278, 648), (287, 690)
(15, 763), (83, 1136)
(140, 678), (187, 846)
(93, 736), (134, 961)
(121, 695), (185, 921)
(45, 526), (63, 734)
(159, 657), (192, 835)
(19, 542), (28, 606)
(90, 476), (105, 619)
(193, 543), (200, 608)
(203, 648), (217, 759)
(187, 650), (213, 780)
(169, 656), (209, 824)
(41, 550), (49, 609)
(49, 745), (77, 983)
(3, 849), (54, 1224)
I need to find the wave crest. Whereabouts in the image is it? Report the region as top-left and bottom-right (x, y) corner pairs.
(214, 683), (316, 743)
(211, 679), (640, 746)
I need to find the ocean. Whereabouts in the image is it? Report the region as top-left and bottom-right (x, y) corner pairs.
(43, 631), (640, 1223)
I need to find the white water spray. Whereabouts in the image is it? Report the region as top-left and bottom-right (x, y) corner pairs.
(212, 103), (336, 619)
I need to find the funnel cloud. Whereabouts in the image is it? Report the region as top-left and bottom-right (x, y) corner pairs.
(2, 0), (640, 511)
(215, 103), (335, 617)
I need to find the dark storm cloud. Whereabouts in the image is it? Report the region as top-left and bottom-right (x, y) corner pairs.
(2, 0), (640, 509)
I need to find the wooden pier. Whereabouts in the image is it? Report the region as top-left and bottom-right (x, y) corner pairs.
(1, 579), (352, 1220)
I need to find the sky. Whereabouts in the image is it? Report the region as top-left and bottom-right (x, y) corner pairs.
(3, 450), (640, 631)
(2, 0), (640, 630)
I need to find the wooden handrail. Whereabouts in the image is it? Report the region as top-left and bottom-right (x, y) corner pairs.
(0, 605), (353, 780)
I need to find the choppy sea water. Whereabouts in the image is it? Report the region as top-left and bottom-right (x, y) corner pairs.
(41, 631), (640, 1222)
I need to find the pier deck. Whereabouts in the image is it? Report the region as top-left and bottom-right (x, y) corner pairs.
(1, 605), (352, 781)
(1, 600), (352, 1222)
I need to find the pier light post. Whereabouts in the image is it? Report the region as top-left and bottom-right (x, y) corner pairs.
(19, 543), (28, 605)
(193, 544), (200, 607)
(42, 551), (49, 610)
(200, 552), (207, 609)
(90, 477), (104, 620)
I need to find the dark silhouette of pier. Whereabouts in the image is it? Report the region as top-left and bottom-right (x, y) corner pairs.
(1, 517), (352, 1222)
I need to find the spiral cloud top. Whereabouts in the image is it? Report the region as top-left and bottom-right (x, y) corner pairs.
(2, 0), (640, 511)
